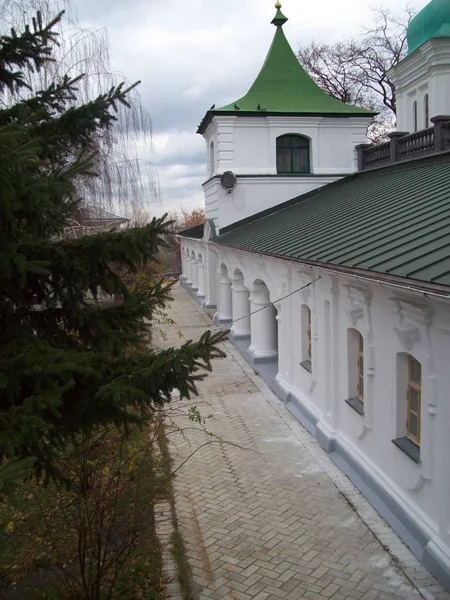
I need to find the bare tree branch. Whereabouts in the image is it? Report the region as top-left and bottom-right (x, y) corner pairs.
(297, 5), (416, 142)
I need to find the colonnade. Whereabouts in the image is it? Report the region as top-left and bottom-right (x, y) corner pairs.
(215, 264), (278, 360)
(181, 250), (279, 361)
(181, 249), (205, 299)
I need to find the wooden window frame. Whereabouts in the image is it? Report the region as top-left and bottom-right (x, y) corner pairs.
(357, 333), (364, 402)
(276, 135), (310, 174)
(407, 355), (422, 446)
(306, 306), (312, 362)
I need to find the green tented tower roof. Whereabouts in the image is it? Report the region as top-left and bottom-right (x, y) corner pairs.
(198, 2), (374, 134)
(407, 0), (450, 54)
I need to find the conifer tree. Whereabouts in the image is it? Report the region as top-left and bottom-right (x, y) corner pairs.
(0, 11), (225, 489)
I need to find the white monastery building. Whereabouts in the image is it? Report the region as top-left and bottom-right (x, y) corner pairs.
(178, 0), (450, 590)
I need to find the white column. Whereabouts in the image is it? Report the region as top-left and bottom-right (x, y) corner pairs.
(185, 256), (192, 285)
(197, 263), (206, 297)
(249, 283), (278, 359)
(231, 282), (250, 337)
(218, 274), (232, 321)
(205, 248), (218, 307)
(181, 252), (187, 280)
(191, 259), (198, 291)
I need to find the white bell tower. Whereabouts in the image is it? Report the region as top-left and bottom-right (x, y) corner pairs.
(197, 3), (373, 233)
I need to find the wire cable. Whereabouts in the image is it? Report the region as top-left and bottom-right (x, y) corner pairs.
(221, 277), (321, 326)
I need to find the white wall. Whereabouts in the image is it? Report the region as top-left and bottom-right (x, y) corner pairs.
(389, 38), (450, 133)
(203, 114), (370, 231)
(185, 244), (450, 578)
(203, 175), (339, 233)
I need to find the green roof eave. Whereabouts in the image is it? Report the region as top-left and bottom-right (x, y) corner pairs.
(197, 108), (376, 135)
(198, 25), (374, 135)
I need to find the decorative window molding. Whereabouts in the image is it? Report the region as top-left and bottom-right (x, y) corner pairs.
(390, 296), (433, 328)
(394, 325), (420, 351)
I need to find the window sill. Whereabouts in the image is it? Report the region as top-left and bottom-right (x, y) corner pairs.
(392, 437), (421, 464)
(345, 397), (365, 416)
(300, 360), (312, 373)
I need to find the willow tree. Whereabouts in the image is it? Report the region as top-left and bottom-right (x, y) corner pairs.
(0, 0), (158, 223)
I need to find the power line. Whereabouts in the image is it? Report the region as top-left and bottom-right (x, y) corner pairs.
(222, 277), (321, 326)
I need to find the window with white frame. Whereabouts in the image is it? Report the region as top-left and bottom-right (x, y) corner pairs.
(300, 304), (312, 372)
(346, 329), (364, 415)
(276, 135), (310, 174)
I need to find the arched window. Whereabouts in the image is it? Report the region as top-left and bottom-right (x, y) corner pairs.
(393, 354), (422, 462)
(346, 329), (364, 415)
(300, 305), (312, 372)
(407, 355), (422, 446)
(413, 101), (418, 132)
(276, 135), (310, 174)
(424, 94), (429, 128)
(210, 141), (215, 175)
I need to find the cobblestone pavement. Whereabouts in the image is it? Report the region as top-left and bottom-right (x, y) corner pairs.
(154, 285), (449, 600)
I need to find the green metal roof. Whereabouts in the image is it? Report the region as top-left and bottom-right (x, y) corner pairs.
(178, 223), (204, 239)
(407, 0), (450, 54)
(197, 6), (374, 134)
(214, 153), (450, 288)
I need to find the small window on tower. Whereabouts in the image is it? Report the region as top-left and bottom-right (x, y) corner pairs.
(413, 101), (418, 133)
(276, 135), (310, 174)
(424, 94), (429, 128)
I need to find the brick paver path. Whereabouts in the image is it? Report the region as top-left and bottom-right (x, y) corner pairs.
(154, 285), (449, 600)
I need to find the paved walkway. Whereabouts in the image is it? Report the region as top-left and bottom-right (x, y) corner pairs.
(154, 285), (449, 600)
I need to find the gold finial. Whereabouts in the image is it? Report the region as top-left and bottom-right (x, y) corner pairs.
(275, 1), (282, 8)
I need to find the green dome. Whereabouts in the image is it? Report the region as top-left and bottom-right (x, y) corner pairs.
(407, 0), (450, 54)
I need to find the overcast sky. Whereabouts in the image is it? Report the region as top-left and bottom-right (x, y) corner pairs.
(75, 0), (429, 217)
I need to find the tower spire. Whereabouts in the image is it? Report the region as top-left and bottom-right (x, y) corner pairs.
(272, 1), (288, 27)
